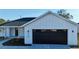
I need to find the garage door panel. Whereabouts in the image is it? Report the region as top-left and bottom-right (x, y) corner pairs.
(33, 29), (67, 44)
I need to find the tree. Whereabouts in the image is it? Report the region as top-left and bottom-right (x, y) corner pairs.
(0, 18), (6, 25)
(57, 9), (73, 19)
(6, 20), (10, 22)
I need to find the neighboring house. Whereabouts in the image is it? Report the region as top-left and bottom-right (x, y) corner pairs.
(77, 23), (79, 33)
(0, 11), (77, 46)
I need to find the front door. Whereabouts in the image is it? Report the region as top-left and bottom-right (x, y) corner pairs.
(15, 28), (18, 36)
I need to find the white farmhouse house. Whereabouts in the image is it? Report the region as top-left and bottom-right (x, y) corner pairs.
(0, 11), (77, 46)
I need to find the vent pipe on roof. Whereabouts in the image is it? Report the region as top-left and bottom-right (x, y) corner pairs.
(20, 16), (22, 19)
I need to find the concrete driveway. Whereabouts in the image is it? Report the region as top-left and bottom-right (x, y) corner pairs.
(0, 44), (70, 49)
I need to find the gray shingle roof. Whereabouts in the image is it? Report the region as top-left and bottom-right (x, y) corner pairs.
(0, 17), (36, 26)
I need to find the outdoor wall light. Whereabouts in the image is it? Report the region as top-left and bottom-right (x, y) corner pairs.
(27, 30), (29, 32)
(72, 30), (74, 33)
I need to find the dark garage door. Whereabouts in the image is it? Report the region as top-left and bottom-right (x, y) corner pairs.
(33, 29), (67, 44)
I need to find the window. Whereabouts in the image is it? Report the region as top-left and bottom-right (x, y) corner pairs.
(0, 29), (3, 32)
(41, 30), (47, 32)
(51, 29), (57, 32)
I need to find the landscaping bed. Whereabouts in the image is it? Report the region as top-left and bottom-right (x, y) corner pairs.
(3, 38), (31, 46)
(0, 37), (6, 41)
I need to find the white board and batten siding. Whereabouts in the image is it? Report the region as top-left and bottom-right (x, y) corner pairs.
(24, 13), (77, 45)
(18, 27), (24, 37)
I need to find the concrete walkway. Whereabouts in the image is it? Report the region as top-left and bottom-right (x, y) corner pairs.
(0, 39), (70, 49)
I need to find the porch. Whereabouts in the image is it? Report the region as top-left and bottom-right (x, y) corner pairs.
(0, 27), (24, 38)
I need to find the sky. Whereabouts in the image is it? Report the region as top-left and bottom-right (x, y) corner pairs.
(0, 9), (79, 23)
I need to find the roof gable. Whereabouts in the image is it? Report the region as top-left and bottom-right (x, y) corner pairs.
(22, 11), (77, 27)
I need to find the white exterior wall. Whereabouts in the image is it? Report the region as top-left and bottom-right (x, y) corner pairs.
(24, 13), (77, 45)
(18, 27), (24, 37)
